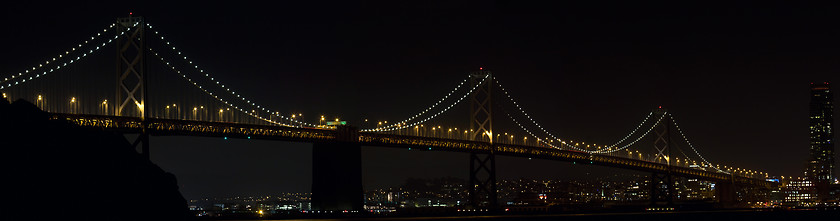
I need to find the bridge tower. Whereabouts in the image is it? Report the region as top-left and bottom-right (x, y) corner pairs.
(468, 71), (497, 209)
(649, 108), (674, 206)
(115, 15), (150, 159)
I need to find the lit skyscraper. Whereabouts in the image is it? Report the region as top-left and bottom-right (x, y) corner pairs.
(806, 82), (835, 200)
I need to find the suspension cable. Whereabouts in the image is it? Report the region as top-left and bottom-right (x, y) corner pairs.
(495, 77), (658, 153)
(606, 112), (654, 148)
(1, 23), (118, 86)
(149, 48), (292, 127)
(505, 112), (567, 150)
(361, 74), (489, 132)
(366, 76), (469, 131)
(669, 113), (728, 173)
(670, 142), (696, 166)
(1, 28), (123, 90)
(145, 23), (314, 127)
(590, 112), (667, 154)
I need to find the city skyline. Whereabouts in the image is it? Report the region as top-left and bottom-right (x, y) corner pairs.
(2, 1), (840, 200)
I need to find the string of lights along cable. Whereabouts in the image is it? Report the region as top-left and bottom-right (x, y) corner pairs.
(495, 77), (661, 153)
(589, 113), (667, 154)
(0, 15), (775, 183)
(495, 77), (584, 150)
(145, 23), (315, 128)
(492, 77), (766, 176)
(2, 25), (125, 90)
(1, 22), (117, 86)
(366, 77), (470, 132)
(504, 112), (563, 150)
(669, 114), (728, 173)
(361, 74), (489, 132)
(149, 48), (292, 127)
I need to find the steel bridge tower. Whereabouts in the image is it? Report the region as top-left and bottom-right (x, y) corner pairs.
(468, 71), (497, 209)
(115, 15), (150, 159)
(649, 108), (674, 206)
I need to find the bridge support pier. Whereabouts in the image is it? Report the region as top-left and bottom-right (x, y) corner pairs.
(132, 129), (150, 159)
(650, 172), (674, 206)
(715, 179), (737, 208)
(469, 152), (497, 209)
(311, 126), (363, 212)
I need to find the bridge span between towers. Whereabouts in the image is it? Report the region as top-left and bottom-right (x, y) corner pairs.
(53, 112), (770, 187)
(2, 15), (779, 212)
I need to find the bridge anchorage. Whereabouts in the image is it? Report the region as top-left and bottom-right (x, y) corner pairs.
(311, 126), (364, 212)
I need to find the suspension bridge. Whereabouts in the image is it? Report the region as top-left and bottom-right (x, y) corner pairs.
(0, 16), (774, 211)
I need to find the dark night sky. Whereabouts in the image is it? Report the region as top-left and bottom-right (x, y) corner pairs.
(3, 1), (840, 199)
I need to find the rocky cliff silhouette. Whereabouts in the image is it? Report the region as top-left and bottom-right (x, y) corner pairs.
(0, 99), (190, 220)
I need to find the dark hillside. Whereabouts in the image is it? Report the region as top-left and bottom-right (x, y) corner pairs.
(0, 99), (190, 221)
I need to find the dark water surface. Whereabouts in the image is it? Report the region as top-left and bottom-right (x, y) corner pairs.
(215, 209), (840, 221)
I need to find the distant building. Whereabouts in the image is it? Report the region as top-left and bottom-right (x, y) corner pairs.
(782, 178), (817, 205)
(682, 179), (715, 200)
(806, 82), (836, 202)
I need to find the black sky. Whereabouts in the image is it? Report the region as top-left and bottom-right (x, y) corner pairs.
(3, 1), (840, 199)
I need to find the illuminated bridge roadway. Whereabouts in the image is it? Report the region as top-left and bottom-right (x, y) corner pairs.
(54, 113), (771, 188)
(0, 15), (778, 212)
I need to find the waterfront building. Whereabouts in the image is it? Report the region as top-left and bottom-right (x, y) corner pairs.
(806, 82), (836, 202)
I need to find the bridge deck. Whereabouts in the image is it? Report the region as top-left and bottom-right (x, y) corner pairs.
(52, 113), (771, 187)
